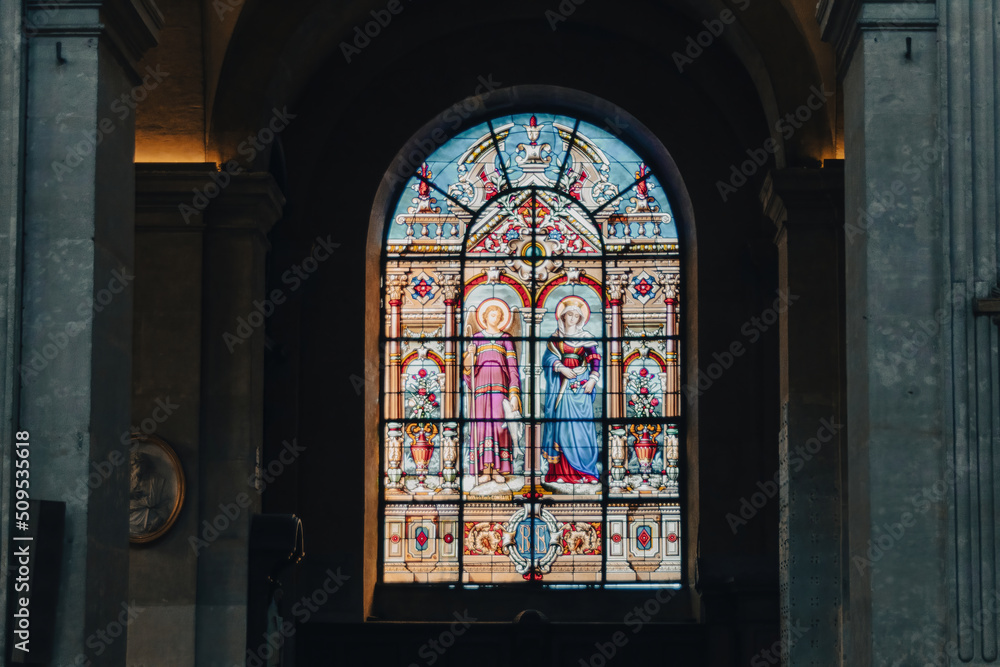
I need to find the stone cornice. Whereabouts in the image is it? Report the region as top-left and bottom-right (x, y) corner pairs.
(818, 0), (938, 77)
(205, 172), (286, 240)
(761, 165), (845, 242)
(136, 163), (217, 230)
(25, 0), (163, 84)
(136, 164), (286, 239)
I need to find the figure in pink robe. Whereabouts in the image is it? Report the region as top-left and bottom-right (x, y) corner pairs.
(463, 302), (521, 484)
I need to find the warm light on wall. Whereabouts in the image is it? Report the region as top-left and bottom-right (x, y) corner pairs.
(134, 135), (212, 164)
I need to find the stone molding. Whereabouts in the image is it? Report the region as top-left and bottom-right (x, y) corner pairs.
(25, 0), (163, 83)
(204, 171), (286, 240)
(760, 165), (845, 243)
(136, 162), (217, 229)
(818, 0), (938, 76)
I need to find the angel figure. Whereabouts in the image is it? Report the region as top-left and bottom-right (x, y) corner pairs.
(463, 298), (522, 485)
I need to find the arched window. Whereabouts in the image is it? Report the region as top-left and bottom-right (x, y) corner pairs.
(380, 111), (682, 586)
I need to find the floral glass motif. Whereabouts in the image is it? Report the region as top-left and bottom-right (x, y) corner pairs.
(382, 113), (682, 585)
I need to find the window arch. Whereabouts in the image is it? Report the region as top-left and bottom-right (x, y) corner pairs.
(380, 109), (683, 586)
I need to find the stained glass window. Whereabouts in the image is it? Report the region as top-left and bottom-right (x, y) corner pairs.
(381, 113), (682, 585)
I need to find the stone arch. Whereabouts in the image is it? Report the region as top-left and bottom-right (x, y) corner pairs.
(364, 85), (699, 615)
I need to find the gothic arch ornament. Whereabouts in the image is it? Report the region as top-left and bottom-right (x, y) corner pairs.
(367, 87), (696, 588)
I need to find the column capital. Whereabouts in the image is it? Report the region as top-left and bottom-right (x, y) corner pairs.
(136, 163), (217, 230)
(437, 271), (462, 304)
(26, 0), (164, 84)
(204, 172), (286, 241)
(605, 271), (631, 304)
(384, 271), (410, 303)
(760, 165), (844, 241)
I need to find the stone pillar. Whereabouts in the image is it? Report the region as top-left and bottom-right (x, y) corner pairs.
(605, 271), (629, 420)
(760, 166), (844, 666)
(438, 271), (461, 419)
(0, 0), (27, 658)
(659, 271), (681, 418)
(384, 270), (409, 420)
(128, 164), (213, 666)
(196, 173), (283, 666)
(12, 1), (160, 664)
(820, 2), (948, 665)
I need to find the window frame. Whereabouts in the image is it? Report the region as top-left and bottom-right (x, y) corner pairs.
(364, 86), (698, 622)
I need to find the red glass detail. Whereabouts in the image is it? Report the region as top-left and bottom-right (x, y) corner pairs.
(444, 534), (453, 544)
(667, 533), (678, 543)
(410, 431), (434, 467)
(636, 164), (650, 196)
(413, 280), (433, 298)
(634, 278), (653, 296)
(611, 534), (622, 543)
(517, 197), (551, 226)
(390, 534), (400, 543)
(636, 527), (652, 549)
(415, 530), (429, 547)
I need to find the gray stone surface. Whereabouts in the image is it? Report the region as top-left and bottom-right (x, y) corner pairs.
(195, 173), (283, 666)
(762, 166), (845, 666)
(0, 0), (26, 660)
(13, 2), (160, 665)
(127, 165), (212, 665)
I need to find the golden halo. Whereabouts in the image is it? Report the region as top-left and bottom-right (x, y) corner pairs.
(555, 296), (591, 327)
(475, 298), (512, 331)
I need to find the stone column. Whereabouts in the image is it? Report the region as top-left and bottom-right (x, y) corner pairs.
(605, 271), (629, 420)
(196, 173), (283, 666)
(820, 2), (949, 664)
(438, 271), (461, 419)
(658, 271), (681, 417)
(13, 2), (160, 664)
(127, 164), (213, 666)
(384, 270), (409, 421)
(0, 0), (27, 658)
(760, 166), (844, 666)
